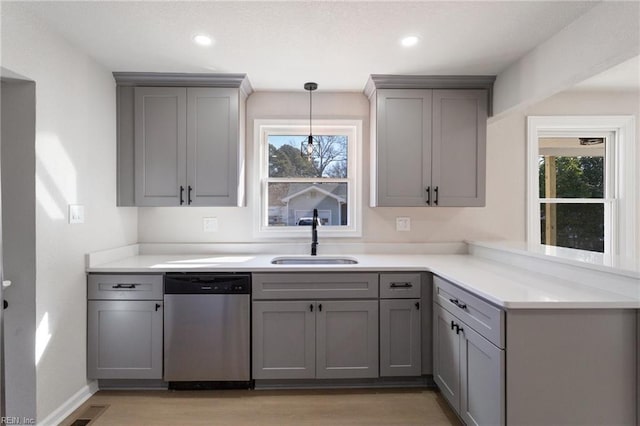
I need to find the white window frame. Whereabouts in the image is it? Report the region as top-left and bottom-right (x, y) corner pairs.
(253, 119), (362, 238)
(527, 116), (636, 260)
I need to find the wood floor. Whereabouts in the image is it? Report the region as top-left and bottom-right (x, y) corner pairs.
(62, 388), (461, 426)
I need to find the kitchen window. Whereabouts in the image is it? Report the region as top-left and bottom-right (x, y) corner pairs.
(527, 116), (636, 259)
(254, 119), (362, 238)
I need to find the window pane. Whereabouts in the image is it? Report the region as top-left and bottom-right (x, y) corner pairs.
(538, 137), (605, 199)
(540, 203), (604, 252)
(268, 135), (348, 178)
(268, 182), (348, 227)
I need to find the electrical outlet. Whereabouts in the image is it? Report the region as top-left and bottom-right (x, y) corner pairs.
(203, 217), (218, 232)
(396, 216), (411, 232)
(69, 204), (85, 224)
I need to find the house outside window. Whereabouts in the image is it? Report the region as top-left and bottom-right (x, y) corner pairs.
(254, 120), (362, 238)
(527, 116), (636, 259)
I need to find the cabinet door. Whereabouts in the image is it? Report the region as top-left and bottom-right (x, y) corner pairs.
(87, 300), (163, 379)
(316, 300), (379, 379)
(134, 87), (187, 206)
(432, 89), (487, 207)
(252, 301), (316, 379)
(375, 89), (432, 206)
(433, 304), (461, 412)
(186, 88), (239, 206)
(380, 299), (421, 377)
(460, 323), (505, 426)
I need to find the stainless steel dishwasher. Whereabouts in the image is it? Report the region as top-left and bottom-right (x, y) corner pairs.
(163, 273), (251, 389)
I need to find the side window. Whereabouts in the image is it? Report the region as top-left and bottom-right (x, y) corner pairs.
(527, 116), (636, 258)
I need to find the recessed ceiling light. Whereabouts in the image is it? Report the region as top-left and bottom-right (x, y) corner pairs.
(401, 36), (419, 47)
(193, 34), (213, 47)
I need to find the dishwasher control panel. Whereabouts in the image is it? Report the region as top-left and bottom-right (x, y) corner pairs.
(164, 273), (251, 294)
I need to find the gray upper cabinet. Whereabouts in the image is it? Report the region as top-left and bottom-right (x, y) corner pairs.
(375, 90), (432, 206)
(432, 90), (487, 207)
(134, 87), (187, 206)
(115, 73), (252, 207)
(366, 75), (494, 207)
(187, 88), (239, 206)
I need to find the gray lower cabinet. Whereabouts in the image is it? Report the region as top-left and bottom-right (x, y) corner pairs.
(380, 299), (421, 377)
(87, 274), (163, 380)
(252, 301), (316, 380)
(433, 282), (505, 426)
(368, 80), (489, 207)
(316, 300), (379, 379)
(434, 304), (504, 426)
(252, 300), (379, 380)
(87, 300), (163, 379)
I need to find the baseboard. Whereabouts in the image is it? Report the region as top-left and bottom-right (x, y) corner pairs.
(38, 380), (98, 426)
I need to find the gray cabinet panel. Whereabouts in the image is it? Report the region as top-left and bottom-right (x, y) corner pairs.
(380, 273), (421, 298)
(380, 299), (421, 377)
(421, 273), (433, 375)
(252, 301), (315, 379)
(87, 300), (163, 379)
(252, 273), (379, 300)
(433, 304), (461, 413)
(87, 274), (163, 300)
(460, 322), (504, 426)
(117, 86), (135, 206)
(316, 300), (379, 379)
(434, 276), (504, 348)
(187, 88), (239, 206)
(375, 89), (432, 206)
(506, 309), (636, 426)
(134, 87), (187, 206)
(432, 90), (487, 207)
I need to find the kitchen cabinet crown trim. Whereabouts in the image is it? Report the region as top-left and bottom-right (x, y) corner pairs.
(113, 72), (253, 96)
(364, 74), (495, 115)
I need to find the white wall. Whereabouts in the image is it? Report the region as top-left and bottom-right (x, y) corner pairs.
(1, 5), (138, 421)
(138, 91), (523, 244)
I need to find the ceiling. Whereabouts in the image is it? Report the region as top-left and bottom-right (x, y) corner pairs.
(5, 1), (601, 92)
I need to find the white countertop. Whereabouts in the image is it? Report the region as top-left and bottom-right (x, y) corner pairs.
(87, 253), (640, 309)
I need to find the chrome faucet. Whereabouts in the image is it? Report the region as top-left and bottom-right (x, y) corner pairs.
(311, 208), (319, 256)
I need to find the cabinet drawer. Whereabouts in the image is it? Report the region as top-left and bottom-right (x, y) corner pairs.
(380, 273), (421, 298)
(434, 276), (504, 348)
(88, 274), (163, 300)
(252, 273), (379, 300)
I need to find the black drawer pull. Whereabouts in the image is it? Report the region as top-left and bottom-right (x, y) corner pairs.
(113, 284), (137, 289)
(390, 282), (413, 288)
(155, 303), (162, 311)
(415, 302), (420, 310)
(318, 303), (322, 312)
(449, 298), (467, 310)
(310, 304), (314, 312)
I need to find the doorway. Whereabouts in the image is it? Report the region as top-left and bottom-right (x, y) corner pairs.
(1, 71), (37, 421)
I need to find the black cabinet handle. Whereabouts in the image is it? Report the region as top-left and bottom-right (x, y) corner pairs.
(390, 282), (413, 288)
(456, 326), (463, 335)
(310, 304), (314, 312)
(426, 186), (431, 205)
(155, 303), (161, 312)
(180, 186), (185, 205)
(3, 300), (7, 310)
(318, 303), (322, 312)
(450, 320), (455, 331)
(415, 302), (420, 310)
(449, 298), (467, 310)
(113, 284), (136, 289)
(434, 186), (439, 205)
(188, 186), (193, 205)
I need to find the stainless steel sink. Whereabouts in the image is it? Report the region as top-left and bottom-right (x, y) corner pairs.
(271, 256), (358, 265)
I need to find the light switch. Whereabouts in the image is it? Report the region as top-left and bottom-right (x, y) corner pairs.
(69, 204), (85, 224)
(203, 217), (218, 232)
(396, 216), (411, 232)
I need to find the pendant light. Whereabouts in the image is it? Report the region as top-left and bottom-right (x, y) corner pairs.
(300, 82), (319, 159)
